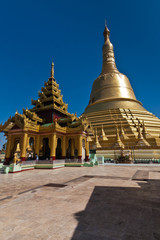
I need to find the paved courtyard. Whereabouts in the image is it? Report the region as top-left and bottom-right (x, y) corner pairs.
(0, 165), (160, 240)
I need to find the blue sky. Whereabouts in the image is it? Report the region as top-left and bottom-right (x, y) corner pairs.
(0, 0), (160, 148)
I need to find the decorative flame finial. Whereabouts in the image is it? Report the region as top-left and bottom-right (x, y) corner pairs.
(103, 20), (110, 42)
(51, 61), (54, 78)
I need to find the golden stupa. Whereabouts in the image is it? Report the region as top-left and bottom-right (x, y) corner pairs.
(83, 23), (160, 160)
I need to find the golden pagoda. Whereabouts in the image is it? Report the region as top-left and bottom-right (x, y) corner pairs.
(0, 63), (90, 170)
(83, 23), (160, 160)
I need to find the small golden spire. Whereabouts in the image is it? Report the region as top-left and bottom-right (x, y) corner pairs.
(136, 121), (150, 147)
(87, 135), (93, 142)
(138, 122), (143, 140)
(142, 121), (146, 138)
(116, 127), (120, 141)
(142, 121), (151, 139)
(50, 61), (54, 78)
(100, 125), (108, 141)
(95, 128), (101, 148)
(112, 127), (124, 148)
(120, 124), (128, 140)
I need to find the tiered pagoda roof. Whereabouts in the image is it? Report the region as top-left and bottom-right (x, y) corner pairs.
(30, 62), (71, 123)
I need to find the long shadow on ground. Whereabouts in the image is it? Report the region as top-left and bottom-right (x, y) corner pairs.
(71, 180), (160, 240)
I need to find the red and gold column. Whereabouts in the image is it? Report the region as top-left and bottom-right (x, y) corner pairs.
(21, 132), (28, 161)
(86, 139), (89, 162)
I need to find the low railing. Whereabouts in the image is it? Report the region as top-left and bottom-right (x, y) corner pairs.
(65, 159), (79, 163)
(37, 160), (53, 164)
(21, 160), (36, 165)
(37, 159), (65, 164)
(134, 159), (160, 164)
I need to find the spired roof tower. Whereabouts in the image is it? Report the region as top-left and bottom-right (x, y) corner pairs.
(30, 62), (71, 123)
(83, 23), (160, 159)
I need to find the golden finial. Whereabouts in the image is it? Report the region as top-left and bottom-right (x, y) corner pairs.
(51, 61), (54, 78)
(103, 20), (110, 42)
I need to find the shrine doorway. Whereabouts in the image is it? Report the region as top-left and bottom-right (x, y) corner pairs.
(27, 137), (35, 159)
(29, 137), (34, 150)
(11, 138), (21, 160)
(56, 138), (62, 159)
(42, 138), (50, 159)
(66, 139), (71, 159)
(74, 149), (78, 159)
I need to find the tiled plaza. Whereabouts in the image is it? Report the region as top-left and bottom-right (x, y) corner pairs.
(0, 165), (160, 240)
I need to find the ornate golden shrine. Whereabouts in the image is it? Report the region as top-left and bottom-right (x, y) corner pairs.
(0, 63), (90, 165)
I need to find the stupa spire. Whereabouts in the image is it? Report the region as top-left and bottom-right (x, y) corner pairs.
(101, 21), (118, 74)
(50, 61), (54, 78)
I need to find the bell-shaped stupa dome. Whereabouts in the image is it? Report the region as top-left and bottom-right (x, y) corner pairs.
(84, 23), (145, 114)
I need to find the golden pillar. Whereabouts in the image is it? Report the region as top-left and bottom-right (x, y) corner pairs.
(26, 136), (30, 150)
(62, 136), (66, 159)
(35, 135), (40, 156)
(78, 135), (82, 161)
(21, 132), (28, 161)
(5, 135), (12, 164)
(86, 139), (90, 161)
(50, 133), (56, 160)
